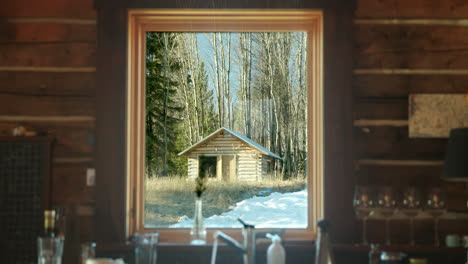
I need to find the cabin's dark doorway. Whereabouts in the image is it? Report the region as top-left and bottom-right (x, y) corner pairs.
(199, 156), (217, 178)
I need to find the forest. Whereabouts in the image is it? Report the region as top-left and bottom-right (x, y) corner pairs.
(145, 31), (309, 179)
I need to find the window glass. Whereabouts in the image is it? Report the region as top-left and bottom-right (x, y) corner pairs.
(144, 32), (309, 229)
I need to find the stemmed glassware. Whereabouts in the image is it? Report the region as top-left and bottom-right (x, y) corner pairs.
(426, 187), (446, 247)
(400, 187), (421, 246)
(353, 186), (375, 245)
(376, 186), (397, 246)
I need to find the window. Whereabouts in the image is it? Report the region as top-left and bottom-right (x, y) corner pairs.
(127, 10), (323, 242)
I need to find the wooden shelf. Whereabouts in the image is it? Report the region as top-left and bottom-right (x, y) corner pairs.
(334, 244), (467, 253)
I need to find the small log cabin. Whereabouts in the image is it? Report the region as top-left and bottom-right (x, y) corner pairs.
(178, 127), (282, 181)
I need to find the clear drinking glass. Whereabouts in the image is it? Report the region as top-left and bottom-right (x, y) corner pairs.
(353, 186), (375, 245)
(134, 232), (158, 264)
(426, 187), (446, 247)
(376, 186), (396, 246)
(37, 237), (64, 264)
(400, 187), (421, 246)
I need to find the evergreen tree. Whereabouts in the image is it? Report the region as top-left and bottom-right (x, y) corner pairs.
(145, 32), (184, 177)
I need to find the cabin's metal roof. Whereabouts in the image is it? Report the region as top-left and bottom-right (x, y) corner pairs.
(178, 127), (282, 160)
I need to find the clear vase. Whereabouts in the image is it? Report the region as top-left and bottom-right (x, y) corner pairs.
(190, 197), (206, 245)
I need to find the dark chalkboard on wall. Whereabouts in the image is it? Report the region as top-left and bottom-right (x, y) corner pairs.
(0, 137), (53, 264)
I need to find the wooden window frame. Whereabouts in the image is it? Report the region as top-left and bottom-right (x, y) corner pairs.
(126, 9), (324, 242)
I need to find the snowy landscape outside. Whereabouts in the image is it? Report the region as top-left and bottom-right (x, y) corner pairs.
(170, 190), (308, 228)
(144, 31), (309, 228)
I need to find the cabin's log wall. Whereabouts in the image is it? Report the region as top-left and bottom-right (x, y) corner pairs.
(0, 1), (96, 263)
(187, 156), (198, 179)
(238, 153), (261, 181)
(354, 0), (468, 245)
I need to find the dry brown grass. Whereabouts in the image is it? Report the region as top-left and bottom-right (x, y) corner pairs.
(144, 176), (306, 227)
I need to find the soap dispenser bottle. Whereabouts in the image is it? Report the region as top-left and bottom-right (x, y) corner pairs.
(267, 233), (285, 264)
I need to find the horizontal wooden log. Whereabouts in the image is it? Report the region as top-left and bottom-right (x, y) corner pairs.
(0, 22), (96, 43)
(0, 94), (95, 116)
(6, 18), (96, 24)
(238, 159), (262, 165)
(238, 165), (259, 169)
(238, 160), (260, 163)
(355, 164), (441, 186)
(0, 122), (94, 156)
(0, 0), (96, 19)
(356, 47), (468, 70)
(0, 43), (95, 67)
(0, 72), (95, 96)
(355, 126), (447, 160)
(238, 172), (258, 175)
(238, 169), (258, 173)
(355, 18), (468, 26)
(0, 66), (96, 72)
(356, 0), (468, 19)
(357, 159), (444, 166)
(355, 24), (468, 69)
(238, 158), (258, 162)
(0, 115), (95, 122)
(354, 98), (407, 119)
(354, 69), (468, 75)
(353, 74), (468, 97)
(52, 164), (95, 204)
(356, 25), (468, 52)
(53, 157), (94, 164)
(354, 120), (408, 127)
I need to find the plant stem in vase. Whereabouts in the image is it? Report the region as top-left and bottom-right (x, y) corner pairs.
(190, 196), (206, 245)
(191, 172), (208, 245)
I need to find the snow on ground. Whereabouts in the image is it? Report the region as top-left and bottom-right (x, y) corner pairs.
(170, 190), (308, 228)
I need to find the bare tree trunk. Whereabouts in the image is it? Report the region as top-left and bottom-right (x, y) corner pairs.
(217, 33), (232, 129)
(238, 32), (253, 137)
(263, 33), (281, 177)
(226, 33), (232, 129)
(210, 33), (223, 128)
(238, 33), (247, 134)
(247, 33), (253, 138)
(186, 33), (201, 140)
(174, 34), (194, 144)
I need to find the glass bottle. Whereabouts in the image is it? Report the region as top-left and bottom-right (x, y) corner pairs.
(38, 210), (64, 264)
(54, 207), (66, 239)
(44, 210), (56, 237)
(190, 197), (206, 245)
(315, 219), (335, 264)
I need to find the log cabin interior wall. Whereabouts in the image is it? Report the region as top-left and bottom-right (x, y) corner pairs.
(0, 0), (97, 263)
(1, 0), (468, 263)
(354, 0), (468, 244)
